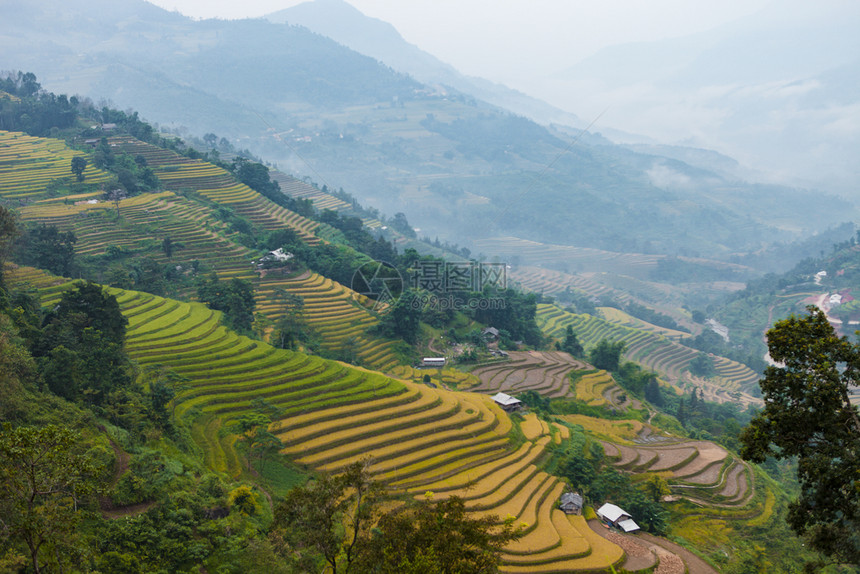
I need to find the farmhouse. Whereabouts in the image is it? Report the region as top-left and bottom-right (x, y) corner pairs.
(491, 392), (522, 412)
(559, 492), (583, 515)
(482, 326), (500, 340)
(422, 357), (446, 368)
(830, 293), (843, 306)
(597, 502), (640, 532)
(256, 248), (294, 269)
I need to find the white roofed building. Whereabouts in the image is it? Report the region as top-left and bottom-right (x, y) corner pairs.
(596, 502), (640, 533)
(491, 392), (522, 412)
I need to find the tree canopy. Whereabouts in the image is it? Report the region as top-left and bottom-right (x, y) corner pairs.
(0, 424), (99, 574)
(740, 307), (860, 567)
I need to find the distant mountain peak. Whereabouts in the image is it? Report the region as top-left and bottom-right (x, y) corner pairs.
(264, 0), (583, 128)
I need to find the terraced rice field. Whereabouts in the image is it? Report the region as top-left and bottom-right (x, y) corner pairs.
(600, 437), (759, 512)
(4, 132), (408, 372)
(572, 370), (624, 408)
(470, 350), (587, 398)
(0, 130), (111, 200)
(476, 236), (662, 279)
(537, 303), (760, 405)
(255, 270), (401, 371)
(598, 307), (689, 341)
(511, 266), (695, 335)
(270, 171), (385, 231)
(389, 364), (479, 389)
(17, 190), (259, 284)
(108, 137), (323, 245)
(7, 267), (628, 572)
(511, 266), (624, 301)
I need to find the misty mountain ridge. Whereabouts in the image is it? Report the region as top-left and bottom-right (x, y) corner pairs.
(547, 0), (860, 195)
(264, 0), (587, 129)
(0, 0), (854, 276)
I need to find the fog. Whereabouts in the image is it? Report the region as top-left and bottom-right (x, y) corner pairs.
(146, 0), (860, 195)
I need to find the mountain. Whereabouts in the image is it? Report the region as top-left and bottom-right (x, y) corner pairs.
(0, 0), (854, 275)
(265, 0), (586, 128)
(544, 0), (860, 195)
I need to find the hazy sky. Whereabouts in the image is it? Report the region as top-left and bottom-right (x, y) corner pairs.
(146, 0), (770, 85)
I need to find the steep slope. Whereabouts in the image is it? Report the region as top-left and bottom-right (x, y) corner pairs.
(6, 265), (628, 573)
(3, 130), (403, 371)
(0, 0), (850, 269)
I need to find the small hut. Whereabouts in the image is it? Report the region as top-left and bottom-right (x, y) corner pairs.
(559, 492), (583, 515)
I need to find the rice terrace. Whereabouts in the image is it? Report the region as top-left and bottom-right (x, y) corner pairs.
(1, 122), (805, 573)
(1, 6), (856, 569)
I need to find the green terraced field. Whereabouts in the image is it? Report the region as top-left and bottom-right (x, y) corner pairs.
(0, 130), (111, 200)
(537, 303), (761, 405)
(256, 270), (401, 371)
(110, 137), (323, 245)
(6, 267), (627, 572)
(4, 132), (407, 372)
(17, 190), (259, 287)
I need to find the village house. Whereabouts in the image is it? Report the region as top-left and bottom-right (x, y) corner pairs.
(559, 492), (583, 515)
(490, 392), (522, 412)
(596, 502), (640, 532)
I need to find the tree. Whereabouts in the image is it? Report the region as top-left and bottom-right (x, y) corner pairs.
(390, 212), (416, 238)
(143, 364), (189, 425)
(740, 307), (860, 566)
(161, 236), (174, 258)
(197, 275), (256, 332)
(70, 156), (87, 182)
(644, 378), (664, 407)
(51, 280), (127, 344)
(560, 454), (596, 493)
(0, 424), (99, 574)
(643, 475), (671, 503)
(271, 289), (306, 350)
(588, 339), (626, 371)
(377, 289), (421, 345)
(34, 282), (131, 404)
(272, 460), (382, 574)
(352, 495), (522, 574)
(107, 188), (126, 216)
(688, 353), (715, 377)
(0, 206), (18, 288)
(560, 324), (584, 357)
(17, 224), (76, 276)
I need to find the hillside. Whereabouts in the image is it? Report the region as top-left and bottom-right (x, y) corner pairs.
(0, 0), (853, 272)
(0, 92), (829, 571)
(265, 0), (586, 128)
(5, 263), (810, 572)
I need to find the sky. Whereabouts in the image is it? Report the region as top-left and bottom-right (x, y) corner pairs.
(146, 0), (770, 87)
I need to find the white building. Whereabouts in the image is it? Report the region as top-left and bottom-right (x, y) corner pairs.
(490, 392), (522, 412)
(597, 502), (640, 533)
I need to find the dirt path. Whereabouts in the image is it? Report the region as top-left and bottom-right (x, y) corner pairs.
(427, 336), (446, 356)
(587, 519), (657, 571)
(636, 531), (721, 574)
(99, 433), (156, 520)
